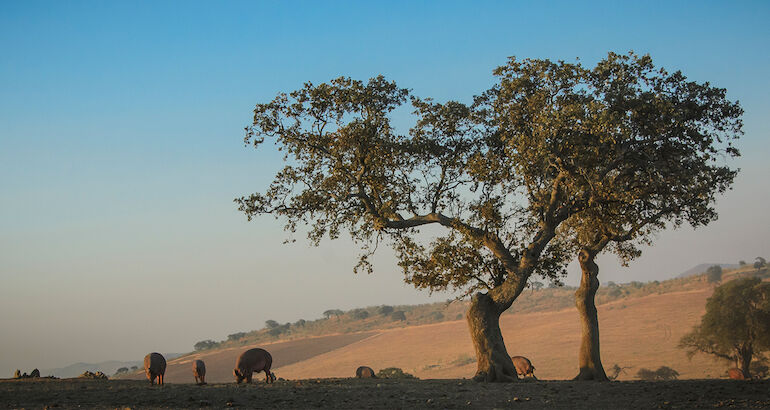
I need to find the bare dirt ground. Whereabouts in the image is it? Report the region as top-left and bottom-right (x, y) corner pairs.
(2, 377), (769, 409)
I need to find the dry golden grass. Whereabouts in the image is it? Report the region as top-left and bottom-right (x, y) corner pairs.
(274, 285), (726, 381)
(123, 272), (765, 383)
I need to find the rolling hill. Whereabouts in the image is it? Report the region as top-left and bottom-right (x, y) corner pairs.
(120, 266), (768, 383)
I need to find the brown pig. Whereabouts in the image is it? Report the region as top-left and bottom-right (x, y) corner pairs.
(144, 352), (167, 385)
(233, 348), (275, 384)
(511, 355), (536, 379)
(355, 366), (376, 378)
(727, 368), (748, 380)
(193, 359), (206, 385)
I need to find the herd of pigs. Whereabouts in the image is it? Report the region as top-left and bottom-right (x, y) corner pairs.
(142, 348), (538, 385)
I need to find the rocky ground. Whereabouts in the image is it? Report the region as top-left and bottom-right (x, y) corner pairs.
(1, 377), (768, 409)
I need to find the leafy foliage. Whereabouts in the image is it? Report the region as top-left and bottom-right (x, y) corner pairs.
(265, 320), (280, 329)
(194, 339), (219, 351)
(323, 309), (344, 319)
(679, 277), (770, 376)
(706, 265), (723, 283)
(228, 332), (247, 341)
(378, 305), (394, 316)
(636, 366), (679, 381)
(390, 310), (406, 321)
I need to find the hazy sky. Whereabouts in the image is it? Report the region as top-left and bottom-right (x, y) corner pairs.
(1, 1), (768, 375)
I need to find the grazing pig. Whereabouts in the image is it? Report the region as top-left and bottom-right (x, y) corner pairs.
(234, 348), (275, 384)
(144, 352), (167, 385)
(355, 366), (376, 378)
(727, 368), (748, 380)
(193, 359), (206, 385)
(511, 356), (536, 379)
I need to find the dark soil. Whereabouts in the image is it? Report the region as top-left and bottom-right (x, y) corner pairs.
(1, 377), (768, 409)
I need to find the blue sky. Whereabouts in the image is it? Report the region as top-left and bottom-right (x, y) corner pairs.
(1, 1), (768, 373)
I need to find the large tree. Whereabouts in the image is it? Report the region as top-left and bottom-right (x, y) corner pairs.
(237, 75), (577, 382)
(235, 52), (741, 382)
(679, 277), (770, 378)
(503, 52), (743, 380)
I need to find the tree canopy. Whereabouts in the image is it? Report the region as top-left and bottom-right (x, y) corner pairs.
(679, 277), (770, 377)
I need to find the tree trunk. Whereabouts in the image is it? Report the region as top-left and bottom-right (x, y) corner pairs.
(467, 292), (518, 382)
(573, 248), (608, 381)
(737, 344), (753, 378)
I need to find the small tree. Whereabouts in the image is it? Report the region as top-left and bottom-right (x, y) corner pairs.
(706, 265), (723, 284)
(323, 309), (344, 320)
(739, 260), (746, 266)
(636, 366), (679, 381)
(294, 319), (307, 327)
(130, 366), (138, 371)
(265, 320), (280, 329)
(391, 311), (407, 321)
(679, 277), (770, 377)
(352, 309), (369, 320)
(194, 340), (219, 351)
(754, 257), (767, 271)
(114, 367), (129, 375)
(228, 332), (247, 341)
(378, 305), (394, 316)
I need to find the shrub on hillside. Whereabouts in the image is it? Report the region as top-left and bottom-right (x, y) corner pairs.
(228, 332), (247, 341)
(378, 305), (394, 316)
(265, 320), (280, 329)
(391, 311), (406, 321)
(352, 309), (369, 320)
(706, 265), (723, 283)
(376, 367), (416, 379)
(194, 339), (219, 351)
(636, 366), (679, 381)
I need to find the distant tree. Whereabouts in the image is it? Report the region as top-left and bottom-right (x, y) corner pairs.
(265, 320), (280, 329)
(391, 311), (406, 321)
(378, 305), (394, 316)
(227, 332), (247, 341)
(429, 311), (445, 321)
(323, 309), (344, 320)
(636, 366), (679, 381)
(739, 260), (747, 266)
(529, 281), (544, 290)
(194, 340), (219, 351)
(606, 281), (617, 288)
(114, 367), (129, 375)
(754, 257), (767, 271)
(352, 309), (369, 320)
(294, 319), (307, 327)
(706, 265), (723, 284)
(679, 277), (770, 377)
(130, 366), (138, 371)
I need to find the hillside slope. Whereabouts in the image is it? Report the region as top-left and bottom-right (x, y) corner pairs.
(123, 283), (728, 383)
(274, 286), (721, 381)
